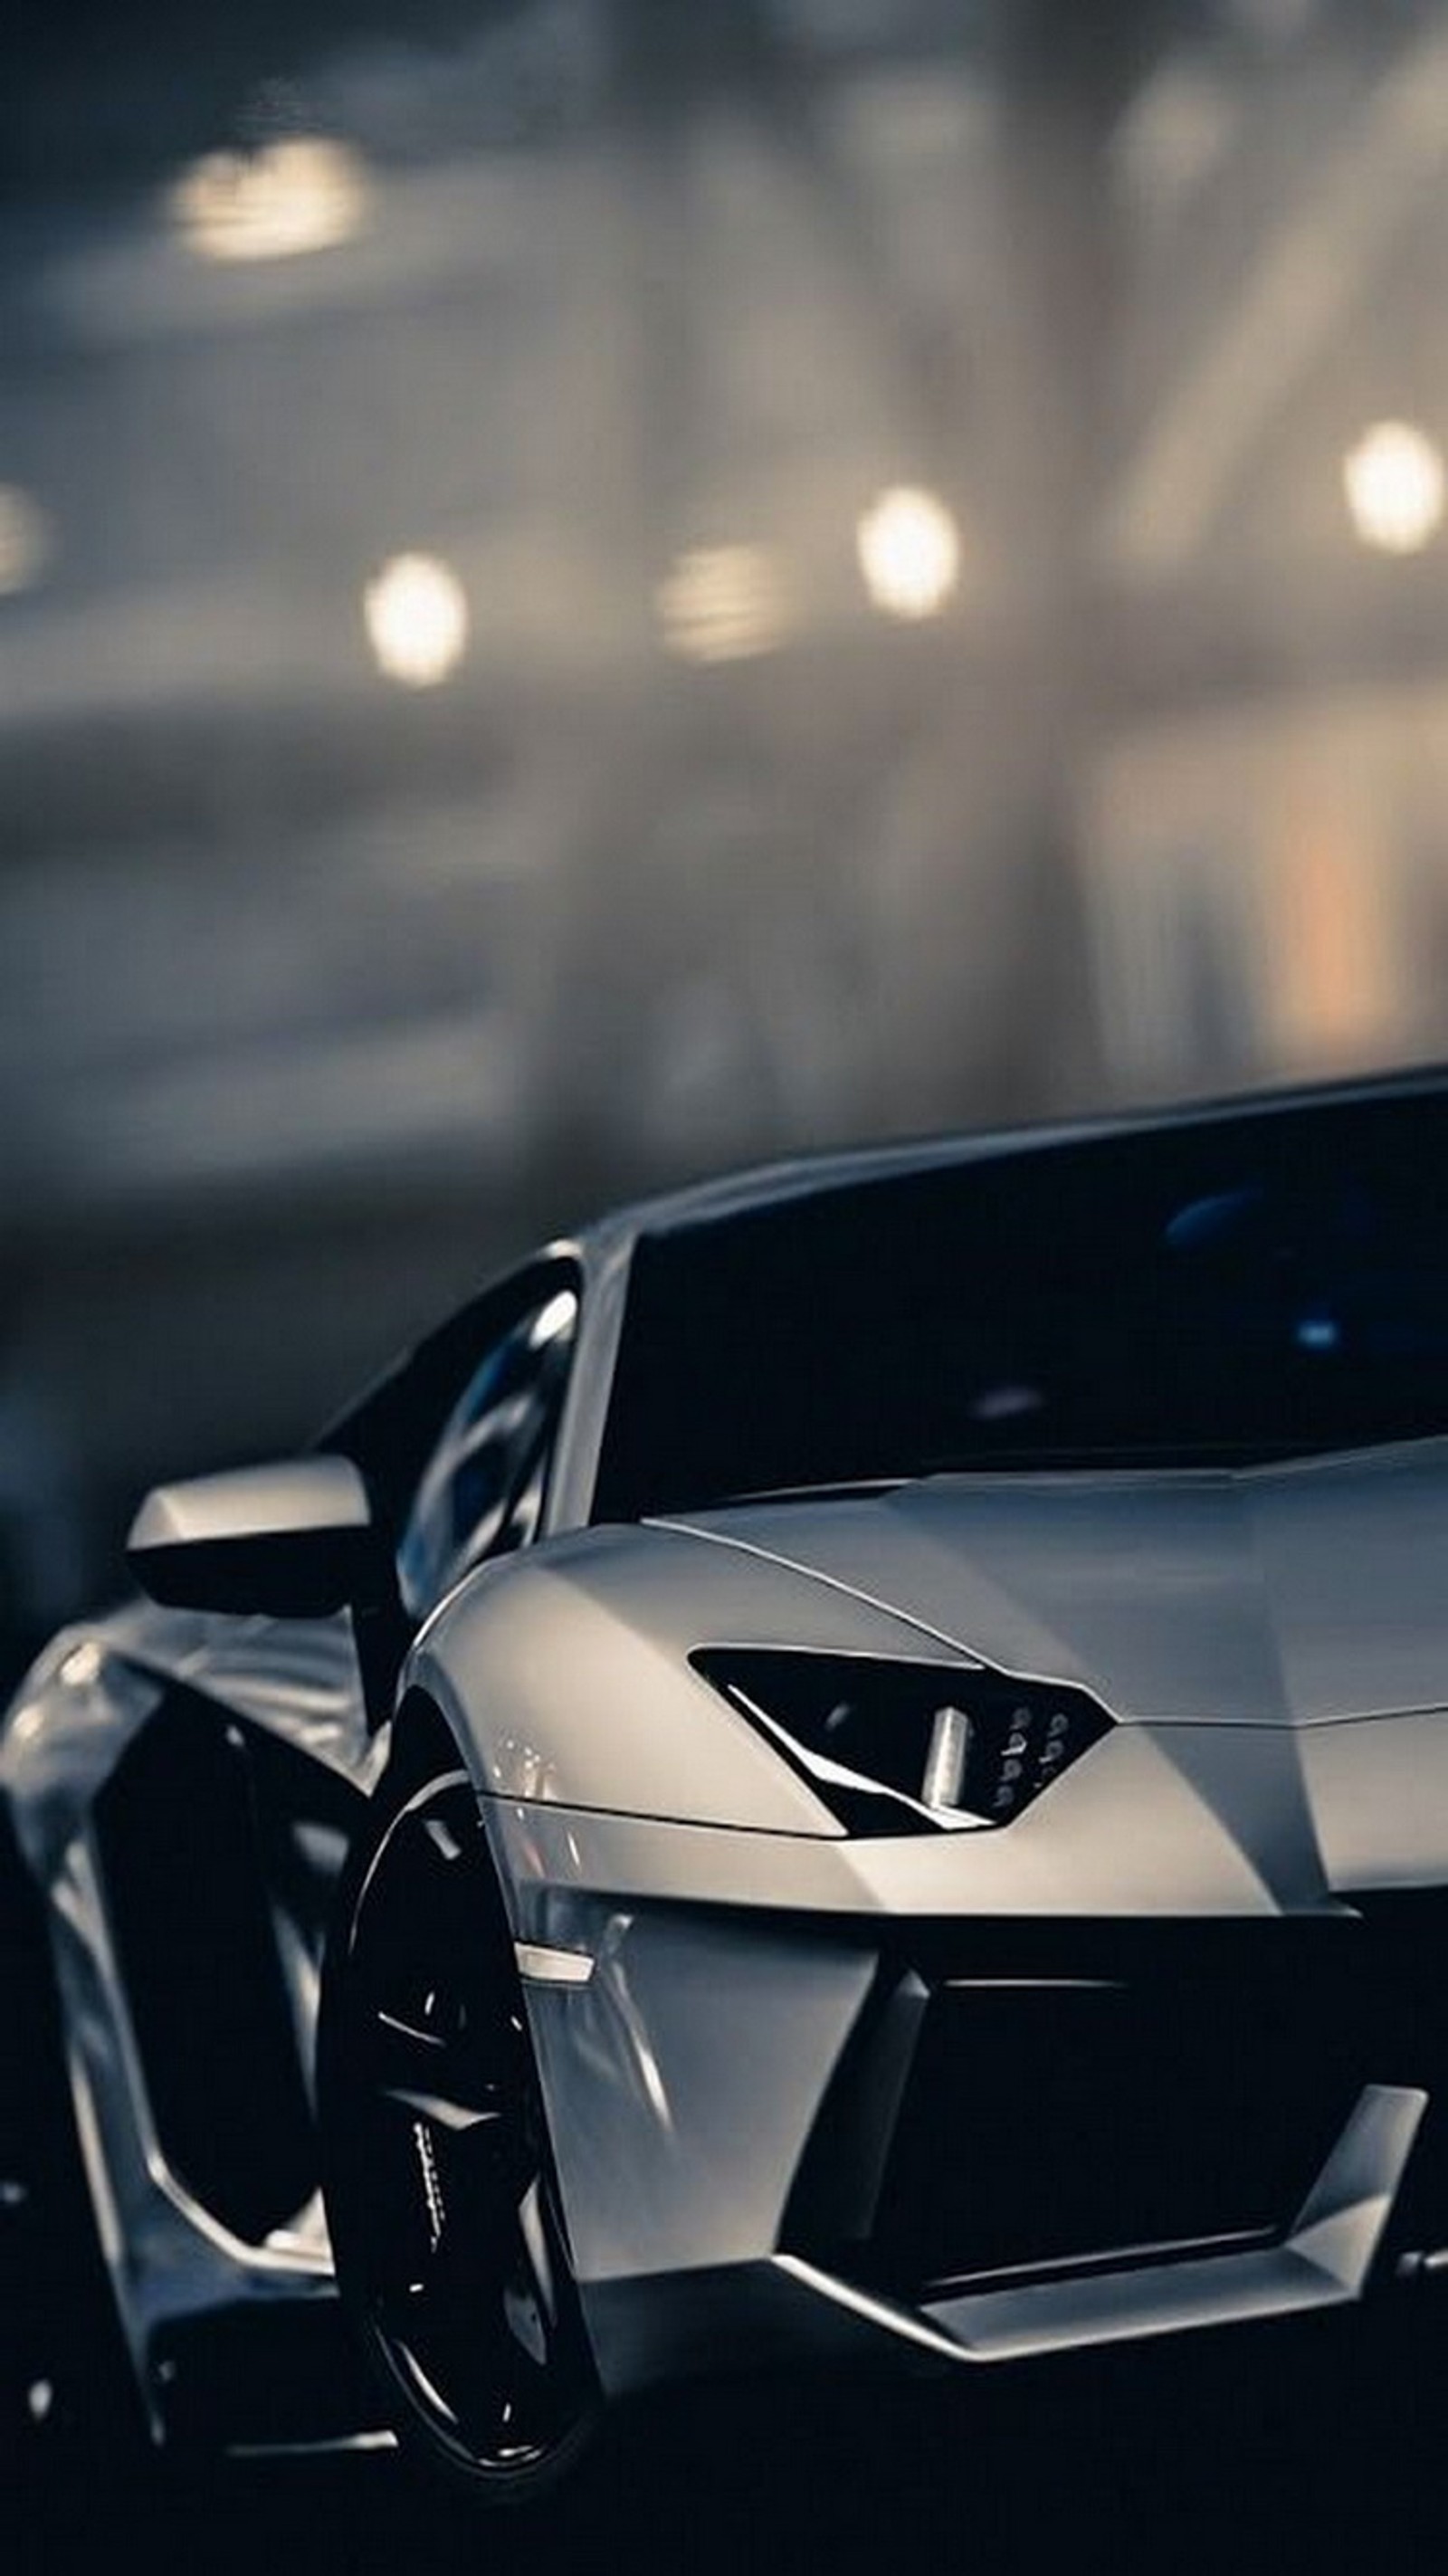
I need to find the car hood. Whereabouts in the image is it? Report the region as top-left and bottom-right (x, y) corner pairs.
(657, 1433), (1448, 1726)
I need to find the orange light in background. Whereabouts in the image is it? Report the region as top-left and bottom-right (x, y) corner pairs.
(169, 137), (368, 262)
(855, 485), (960, 620)
(363, 554), (470, 689)
(1265, 806), (1404, 1064)
(655, 545), (791, 664)
(0, 484), (52, 595)
(1342, 419), (1444, 555)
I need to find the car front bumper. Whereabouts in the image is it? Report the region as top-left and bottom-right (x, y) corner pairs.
(490, 1793), (1448, 2401)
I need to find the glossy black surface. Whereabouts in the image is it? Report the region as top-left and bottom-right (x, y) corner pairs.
(322, 1775), (593, 2482)
(597, 1086), (1448, 1519)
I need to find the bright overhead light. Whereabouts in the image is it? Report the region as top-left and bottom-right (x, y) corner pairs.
(655, 545), (791, 664)
(364, 554), (469, 689)
(856, 485), (960, 620)
(0, 484), (52, 596)
(169, 136), (367, 263)
(1342, 419), (1444, 556)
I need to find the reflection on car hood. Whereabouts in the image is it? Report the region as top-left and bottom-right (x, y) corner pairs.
(658, 1434), (1448, 1726)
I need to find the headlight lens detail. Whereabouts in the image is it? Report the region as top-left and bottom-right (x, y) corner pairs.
(691, 1648), (1112, 1837)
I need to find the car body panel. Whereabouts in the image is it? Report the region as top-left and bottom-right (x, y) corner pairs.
(10, 1069), (1448, 2450)
(1, 1601), (380, 2447)
(659, 1433), (1448, 1727)
(407, 1522), (990, 1832)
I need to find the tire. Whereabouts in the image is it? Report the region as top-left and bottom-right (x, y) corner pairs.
(317, 1752), (601, 2510)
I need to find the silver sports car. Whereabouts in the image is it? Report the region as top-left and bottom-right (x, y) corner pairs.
(7, 1070), (1448, 2503)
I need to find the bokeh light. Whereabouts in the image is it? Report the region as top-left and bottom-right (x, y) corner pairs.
(363, 553), (470, 689)
(655, 544), (791, 663)
(855, 485), (960, 620)
(169, 136), (368, 263)
(1342, 419), (1445, 557)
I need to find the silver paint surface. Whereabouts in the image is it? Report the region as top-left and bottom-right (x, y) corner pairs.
(662, 1434), (1448, 1725)
(12, 1089), (1448, 2437)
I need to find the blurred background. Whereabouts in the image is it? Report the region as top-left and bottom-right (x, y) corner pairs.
(5, 0), (1448, 1678)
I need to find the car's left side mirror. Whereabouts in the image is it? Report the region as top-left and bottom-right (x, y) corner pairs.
(128, 1455), (393, 1621)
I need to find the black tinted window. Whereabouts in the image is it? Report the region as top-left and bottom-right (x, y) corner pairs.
(594, 1087), (1448, 1521)
(397, 1283), (577, 1612)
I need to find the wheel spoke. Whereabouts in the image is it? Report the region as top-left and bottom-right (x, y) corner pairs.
(376, 2006), (445, 2050)
(366, 2004), (501, 2111)
(379, 2085), (503, 2135)
(516, 2176), (557, 2328)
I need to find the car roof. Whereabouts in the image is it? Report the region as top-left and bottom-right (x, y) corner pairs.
(580, 1060), (1448, 1257)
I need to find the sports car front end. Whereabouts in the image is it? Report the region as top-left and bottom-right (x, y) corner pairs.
(409, 1434), (1448, 2405)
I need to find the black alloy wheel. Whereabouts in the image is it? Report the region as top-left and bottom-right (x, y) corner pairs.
(319, 1766), (597, 2501)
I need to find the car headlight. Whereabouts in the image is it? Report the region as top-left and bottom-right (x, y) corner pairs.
(691, 1648), (1112, 1837)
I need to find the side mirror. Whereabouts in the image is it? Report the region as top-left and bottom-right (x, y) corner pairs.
(128, 1455), (391, 1620)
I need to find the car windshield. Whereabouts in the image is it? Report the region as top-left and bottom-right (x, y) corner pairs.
(592, 1084), (1448, 1521)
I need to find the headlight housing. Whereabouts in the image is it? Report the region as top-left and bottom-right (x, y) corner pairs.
(691, 1647), (1112, 1837)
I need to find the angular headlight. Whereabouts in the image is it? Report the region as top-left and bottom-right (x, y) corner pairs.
(691, 1648), (1112, 1837)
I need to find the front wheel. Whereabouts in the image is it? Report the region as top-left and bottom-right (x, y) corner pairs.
(317, 1760), (599, 2505)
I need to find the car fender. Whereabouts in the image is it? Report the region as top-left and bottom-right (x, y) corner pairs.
(403, 1519), (983, 1833)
